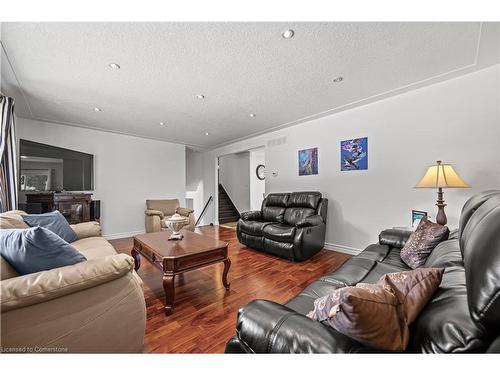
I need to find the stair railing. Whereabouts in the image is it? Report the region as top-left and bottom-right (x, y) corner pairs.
(195, 195), (213, 227)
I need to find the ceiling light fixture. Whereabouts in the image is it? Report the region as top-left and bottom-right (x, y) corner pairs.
(94, 107), (102, 112)
(281, 29), (295, 39)
(333, 76), (344, 83)
(108, 63), (121, 69)
(249, 113), (256, 118)
(159, 122), (166, 126)
(196, 94), (205, 99)
(205, 132), (209, 136)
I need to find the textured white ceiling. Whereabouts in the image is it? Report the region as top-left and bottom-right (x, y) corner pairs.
(1, 22), (499, 149)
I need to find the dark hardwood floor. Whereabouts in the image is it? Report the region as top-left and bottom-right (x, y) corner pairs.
(109, 226), (350, 353)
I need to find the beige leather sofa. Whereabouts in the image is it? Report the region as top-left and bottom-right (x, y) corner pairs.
(144, 199), (195, 233)
(0, 210), (146, 353)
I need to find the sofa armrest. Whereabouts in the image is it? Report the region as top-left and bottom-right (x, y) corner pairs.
(295, 215), (324, 228)
(144, 209), (164, 218)
(70, 221), (101, 239)
(235, 299), (360, 353)
(240, 211), (262, 221)
(176, 207), (194, 217)
(1, 254), (135, 313)
(378, 228), (413, 249)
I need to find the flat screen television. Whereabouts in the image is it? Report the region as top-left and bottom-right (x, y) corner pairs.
(19, 139), (94, 192)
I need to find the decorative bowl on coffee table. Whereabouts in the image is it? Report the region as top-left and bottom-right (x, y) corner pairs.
(164, 213), (187, 240)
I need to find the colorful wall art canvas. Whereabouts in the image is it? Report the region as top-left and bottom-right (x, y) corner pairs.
(298, 147), (318, 176)
(340, 137), (368, 171)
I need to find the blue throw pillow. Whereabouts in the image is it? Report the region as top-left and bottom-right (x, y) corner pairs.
(0, 227), (86, 275)
(22, 211), (78, 243)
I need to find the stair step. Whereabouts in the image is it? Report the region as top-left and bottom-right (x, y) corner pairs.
(219, 215), (240, 221)
(219, 212), (240, 218)
(220, 218), (239, 224)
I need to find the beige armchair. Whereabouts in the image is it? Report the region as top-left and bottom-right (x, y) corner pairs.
(144, 199), (195, 233)
(0, 210), (146, 353)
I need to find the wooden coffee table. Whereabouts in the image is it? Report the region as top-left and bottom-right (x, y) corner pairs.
(131, 230), (230, 315)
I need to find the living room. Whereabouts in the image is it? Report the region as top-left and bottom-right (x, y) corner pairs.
(1, 0), (500, 373)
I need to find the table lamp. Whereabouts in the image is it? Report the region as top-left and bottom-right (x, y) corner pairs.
(415, 160), (470, 225)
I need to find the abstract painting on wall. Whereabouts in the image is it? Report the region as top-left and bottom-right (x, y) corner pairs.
(340, 137), (368, 171)
(298, 147), (318, 176)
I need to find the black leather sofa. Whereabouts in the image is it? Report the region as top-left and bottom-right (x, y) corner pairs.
(237, 192), (328, 262)
(226, 190), (500, 353)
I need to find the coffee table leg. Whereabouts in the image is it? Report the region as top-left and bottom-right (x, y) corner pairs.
(131, 248), (141, 271)
(163, 274), (175, 315)
(222, 258), (231, 290)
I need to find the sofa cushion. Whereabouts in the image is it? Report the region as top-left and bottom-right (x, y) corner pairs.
(360, 262), (410, 284)
(22, 211), (79, 243)
(1, 257), (19, 280)
(283, 207), (316, 226)
(356, 243), (390, 262)
(0, 227), (86, 275)
(0, 215), (30, 230)
(72, 237), (118, 259)
(400, 219), (449, 269)
(286, 279), (345, 314)
(461, 194), (500, 329)
(262, 206), (286, 223)
(261, 193), (289, 222)
(320, 257), (376, 286)
(408, 266), (488, 353)
(238, 220), (272, 237)
(424, 239), (463, 268)
(458, 190), (500, 243)
(287, 192), (321, 209)
(146, 199), (179, 215)
(379, 248), (411, 269)
(265, 193), (289, 207)
(262, 223), (296, 243)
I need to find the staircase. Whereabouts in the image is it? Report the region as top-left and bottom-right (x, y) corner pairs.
(218, 184), (240, 224)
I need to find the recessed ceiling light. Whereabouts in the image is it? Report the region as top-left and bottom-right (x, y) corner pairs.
(108, 63), (121, 70)
(281, 29), (294, 39)
(94, 107), (102, 112)
(159, 122), (166, 126)
(333, 76), (344, 83)
(205, 132), (209, 136)
(249, 113), (256, 118)
(196, 94), (205, 99)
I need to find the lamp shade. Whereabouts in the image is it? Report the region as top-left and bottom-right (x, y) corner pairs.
(415, 161), (470, 189)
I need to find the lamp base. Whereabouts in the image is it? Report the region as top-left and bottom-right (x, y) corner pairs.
(435, 187), (447, 226)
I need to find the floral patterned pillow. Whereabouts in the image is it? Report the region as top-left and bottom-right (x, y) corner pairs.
(307, 268), (444, 351)
(400, 218), (449, 269)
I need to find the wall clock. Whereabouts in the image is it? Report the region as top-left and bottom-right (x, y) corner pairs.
(256, 164), (265, 180)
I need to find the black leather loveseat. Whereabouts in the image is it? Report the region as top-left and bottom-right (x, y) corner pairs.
(237, 192), (327, 262)
(226, 190), (500, 353)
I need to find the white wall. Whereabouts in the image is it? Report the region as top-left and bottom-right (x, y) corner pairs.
(218, 152), (250, 213)
(185, 147), (204, 223)
(200, 65), (500, 253)
(16, 118), (186, 239)
(249, 147), (266, 210)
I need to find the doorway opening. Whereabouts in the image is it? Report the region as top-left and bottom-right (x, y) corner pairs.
(217, 147), (265, 228)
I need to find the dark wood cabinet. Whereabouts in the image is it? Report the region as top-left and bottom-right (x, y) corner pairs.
(26, 192), (93, 224)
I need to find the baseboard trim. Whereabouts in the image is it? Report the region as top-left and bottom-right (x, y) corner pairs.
(103, 230), (145, 240)
(324, 242), (362, 255)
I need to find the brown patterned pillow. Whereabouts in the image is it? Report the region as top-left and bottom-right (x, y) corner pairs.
(376, 268), (444, 323)
(307, 268), (444, 351)
(400, 218), (449, 269)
